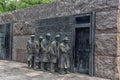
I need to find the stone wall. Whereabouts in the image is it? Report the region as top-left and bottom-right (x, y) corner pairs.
(95, 10), (118, 79)
(0, 0), (119, 80)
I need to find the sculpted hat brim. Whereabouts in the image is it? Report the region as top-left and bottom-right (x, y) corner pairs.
(31, 35), (35, 38)
(39, 36), (43, 39)
(46, 33), (51, 36)
(63, 37), (69, 41)
(55, 35), (60, 38)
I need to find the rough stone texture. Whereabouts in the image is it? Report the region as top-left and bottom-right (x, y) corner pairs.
(96, 10), (117, 34)
(0, 0), (118, 62)
(0, 0), (118, 24)
(116, 57), (120, 80)
(35, 16), (73, 43)
(12, 35), (30, 62)
(117, 33), (120, 56)
(0, 60), (110, 80)
(95, 56), (116, 79)
(117, 9), (120, 80)
(95, 33), (117, 56)
(117, 10), (120, 33)
(13, 21), (35, 36)
(0, 0), (119, 80)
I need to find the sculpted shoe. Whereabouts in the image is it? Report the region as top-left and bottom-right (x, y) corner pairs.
(50, 69), (55, 73)
(66, 71), (70, 74)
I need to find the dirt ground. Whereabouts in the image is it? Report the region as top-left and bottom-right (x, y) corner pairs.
(0, 60), (110, 80)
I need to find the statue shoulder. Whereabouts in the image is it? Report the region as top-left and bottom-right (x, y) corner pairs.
(35, 41), (39, 45)
(42, 39), (45, 43)
(60, 43), (64, 47)
(51, 41), (56, 45)
(50, 41), (56, 47)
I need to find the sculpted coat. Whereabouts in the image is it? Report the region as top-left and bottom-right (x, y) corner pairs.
(34, 41), (40, 63)
(50, 41), (60, 63)
(41, 39), (51, 62)
(27, 40), (38, 62)
(58, 43), (70, 69)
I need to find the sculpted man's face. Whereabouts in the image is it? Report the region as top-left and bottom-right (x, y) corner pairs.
(55, 37), (60, 42)
(55, 35), (61, 42)
(31, 37), (35, 42)
(39, 36), (43, 42)
(63, 37), (69, 44)
(46, 33), (51, 40)
(39, 38), (43, 42)
(46, 35), (51, 40)
(31, 35), (35, 42)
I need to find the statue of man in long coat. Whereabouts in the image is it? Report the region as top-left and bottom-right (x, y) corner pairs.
(34, 36), (43, 69)
(50, 35), (61, 72)
(27, 35), (38, 68)
(41, 33), (51, 71)
(58, 37), (70, 74)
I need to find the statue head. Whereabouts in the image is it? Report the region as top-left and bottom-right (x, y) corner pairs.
(55, 34), (61, 42)
(46, 33), (51, 40)
(39, 36), (43, 42)
(63, 37), (69, 44)
(31, 35), (35, 42)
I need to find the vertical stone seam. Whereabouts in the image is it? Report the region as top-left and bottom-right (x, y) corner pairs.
(116, 9), (120, 80)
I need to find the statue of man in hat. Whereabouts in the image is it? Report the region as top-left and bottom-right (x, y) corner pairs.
(34, 36), (43, 69)
(27, 35), (37, 68)
(58, 37), (70, 74)
(49, 35), (61, 72)
(41, 33), (51, 71)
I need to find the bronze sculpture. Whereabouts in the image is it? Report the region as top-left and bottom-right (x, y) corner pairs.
(26, 34), (71, 74)
(34, 36), (43, 69)
(49, 35), (61, 72)
(40, 33), (51, 71)
(58, 37), (70, 74)
(38, 36), (45, 70)
(27, 35), (37, 68)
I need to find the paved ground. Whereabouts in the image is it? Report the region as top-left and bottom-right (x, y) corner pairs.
(0, 60), (110, 80)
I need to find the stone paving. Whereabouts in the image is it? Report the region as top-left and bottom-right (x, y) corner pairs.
(0, 60), (110, 80)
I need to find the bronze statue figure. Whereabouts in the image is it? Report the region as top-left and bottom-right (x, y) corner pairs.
(27, 35), (37, 68)
(34, 36), (43, 69)
(40, 33), (51, 71)
(38, 36), (45, 70)
(49, 35), (61, 72)
(27, 34), (71, 74)
(58, 37), (70, 74)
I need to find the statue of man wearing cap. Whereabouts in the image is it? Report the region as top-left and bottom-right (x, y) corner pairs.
(34, 36), (43, 69)
(49, 35), (61, 72)
(58, 37), (70, 74)
(41, 33), (51, 71)
(27, 35), (38, 68)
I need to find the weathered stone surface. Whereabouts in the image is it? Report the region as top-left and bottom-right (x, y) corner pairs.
(117, 10), (120, 33)
(12, 35), (30, 61)
(117, 33), (120, 56)
(0, 0), (118, 24)
(35, 17), (73, 51)
(15, 49), (27, 62)
(95, 33), (117, 56)
(116, 33), (120, 80)
(95, 56), (116, 80)
(116, 57), (120, 80)
(0, 0), (119, 80)
(13, 21), (35, 36)
(96, 10), (117, 33)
